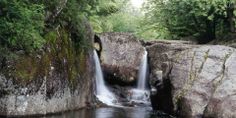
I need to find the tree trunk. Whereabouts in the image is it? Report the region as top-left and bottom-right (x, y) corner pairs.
(201, 20), (216, 44)
(227, 2), (235, 32)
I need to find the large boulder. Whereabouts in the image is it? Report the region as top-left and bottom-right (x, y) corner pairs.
(0, 25), (96, 116)
(147, 41), (236, 118)
(97, 32), (145, 84)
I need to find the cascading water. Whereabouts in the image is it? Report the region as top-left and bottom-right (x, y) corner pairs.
(137, 50), (148, 90)
(93, 50), (117, 106)
(130, 50), (150, 104)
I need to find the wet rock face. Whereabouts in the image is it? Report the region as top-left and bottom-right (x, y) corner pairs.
(97, 32), (145, 84)
(0, 52), (95, 117)
(147, 41), (236, 118)
(0, 23), (95, 116)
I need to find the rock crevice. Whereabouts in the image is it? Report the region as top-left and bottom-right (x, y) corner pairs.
(147, 41), (236, 118)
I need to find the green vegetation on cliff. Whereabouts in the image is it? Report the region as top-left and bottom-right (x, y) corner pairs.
(0, 0), (45, 56)
(0, 0), (96, 83)
(0, 0), (97, 55)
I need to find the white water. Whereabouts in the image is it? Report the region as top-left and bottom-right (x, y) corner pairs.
(93, 50), (117, 106)
(130, 89), (150, 104)
(137, 50), (148, 90)
(130, 50), (150, 104)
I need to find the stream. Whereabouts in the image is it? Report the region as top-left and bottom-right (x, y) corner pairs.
(69, 50), (163, 118)
(48, 50), (168, 118)
(41, 107), (172, 118)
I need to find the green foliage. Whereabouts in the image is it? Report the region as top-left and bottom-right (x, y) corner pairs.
(1, 0), (234, 58)
(0, 0), (96, 55)
(96, 0), (121, 16)
(43, 0), (95, 52)
(0, 0), (45, 52)
(144, 0), (236, 43)
(89, 0), (123, 33)
(105, 11), (142, 33)
(90, 0), (145, 36)
(0, 0), (97, 83)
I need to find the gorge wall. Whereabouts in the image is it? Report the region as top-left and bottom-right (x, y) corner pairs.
(0, 26), (95, 116)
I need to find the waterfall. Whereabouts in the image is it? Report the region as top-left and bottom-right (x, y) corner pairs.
(129, 50), (150, 104)
(137, 50), (148, 90)
(93, 50), (117, 106)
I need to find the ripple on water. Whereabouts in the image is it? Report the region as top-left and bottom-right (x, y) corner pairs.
(41, 107), (174, 118)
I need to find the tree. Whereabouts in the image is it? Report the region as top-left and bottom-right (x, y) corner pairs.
(0, 0), (45, 52)
(144, 0), (236, 43)
(226, 0), (235, 32)
(89, 0), (128, 33)
(0, 0), (99, 57)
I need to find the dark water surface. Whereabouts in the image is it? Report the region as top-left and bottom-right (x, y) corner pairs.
(41, 107), (172, 118)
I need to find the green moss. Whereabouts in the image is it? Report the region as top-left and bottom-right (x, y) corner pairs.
(212, 52), (233, 88)
(45, 28), (88, 87)
(39, 54), (51, 76)
(14, 56), (38, 82)
(45, 31), (57, 44)
(78, 50), (87, 74)
(198, 49), (210, 73)
(12, 53), (52, 83)
(10, 27), (90, 87)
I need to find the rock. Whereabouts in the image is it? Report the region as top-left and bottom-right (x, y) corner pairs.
(150, 70), (163, 90)
(97, 32), (145, 84)
(0, 20), (96, 116)
(203, 51), (236, 118)
(147, 40), (236, 118)
(94, 43), (101, 51)
(142, 39), (196, 47)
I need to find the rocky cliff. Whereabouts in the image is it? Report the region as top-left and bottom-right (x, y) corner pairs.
(0, 27), (95, 116)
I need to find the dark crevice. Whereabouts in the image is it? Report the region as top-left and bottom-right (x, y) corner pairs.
(94, 35), (102, 58)
(151, 59), (174, 115)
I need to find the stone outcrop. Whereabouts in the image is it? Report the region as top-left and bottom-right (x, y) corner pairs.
(0, 25), (95, 116)
(147, 40), (236, 118)
(94, 32), (236, 117)
(97, 32), (145, 84)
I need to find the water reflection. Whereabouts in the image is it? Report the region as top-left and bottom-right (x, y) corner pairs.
(96, 108), (114, 118)
(41, 107), (172, 118)
(129, 107), (147, 118)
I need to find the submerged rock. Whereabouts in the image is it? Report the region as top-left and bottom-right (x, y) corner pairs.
(147, 40), (236, 118)
(97, 32), (145, 84)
